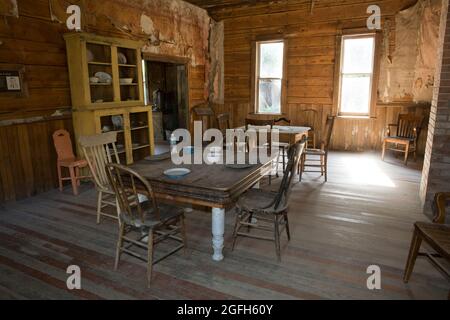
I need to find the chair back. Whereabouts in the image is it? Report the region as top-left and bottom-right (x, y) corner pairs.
(106, 163), (160, 225)
(217, 113), (231, 136)
(274, 117), (291, 126)
(78, 132), (120, 190)
(273, 138), (306, 210)
(396, 114), (424, 139)
(53, 129), (75, 160)
(245, 117), (274, 128)
(433, 192), (450, 224)
(192, 104), (215, 132)
(322, 116), (336, 151)
(297, 109), (319, 130)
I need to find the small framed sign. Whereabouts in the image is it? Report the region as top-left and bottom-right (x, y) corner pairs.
(0, 64), (28, 98)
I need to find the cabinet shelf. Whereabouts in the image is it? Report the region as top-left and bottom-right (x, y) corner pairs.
(88, 62), (112, 66)
(132, 144), (150, 151)
(131, 126), (149, 131)
(64, 33), (152, 165)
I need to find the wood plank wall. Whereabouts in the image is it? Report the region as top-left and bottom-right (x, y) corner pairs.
(220, 0), (430, 152)
(0, 0), (209, 202)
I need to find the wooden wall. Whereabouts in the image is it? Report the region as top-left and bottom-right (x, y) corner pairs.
(0, 0), (210, 202)
(221, 0), (431, 152)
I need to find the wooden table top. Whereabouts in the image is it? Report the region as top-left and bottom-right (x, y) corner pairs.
(236, 125), (310, 134)
(130, 153), (274, 208)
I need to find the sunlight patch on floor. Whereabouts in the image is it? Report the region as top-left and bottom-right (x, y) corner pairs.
(345, 157), (396, 188)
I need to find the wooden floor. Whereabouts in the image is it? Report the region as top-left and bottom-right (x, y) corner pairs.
(0, 151), (448, 300)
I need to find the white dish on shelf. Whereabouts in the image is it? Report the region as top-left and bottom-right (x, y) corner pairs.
(120, 78), (134, 84)
(94, 72), (112, 84)
(89, 76), (99, 84)
(111, 115), (124, 130)
(118, 52), (127, 64)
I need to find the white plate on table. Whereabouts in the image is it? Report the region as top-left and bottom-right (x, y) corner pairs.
(164, 168), (191, 179)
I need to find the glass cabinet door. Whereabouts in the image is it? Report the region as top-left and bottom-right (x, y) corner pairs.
(86, 42), (114, 104)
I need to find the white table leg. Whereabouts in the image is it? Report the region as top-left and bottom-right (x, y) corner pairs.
(211, 207), (225, 261)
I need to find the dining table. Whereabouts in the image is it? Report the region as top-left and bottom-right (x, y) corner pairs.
(130, 151), (275, 262)
(130, 125), (310, 262)
(237, 125), (311, 145)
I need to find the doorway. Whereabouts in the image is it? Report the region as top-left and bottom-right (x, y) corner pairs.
(144, 59), (188, 154)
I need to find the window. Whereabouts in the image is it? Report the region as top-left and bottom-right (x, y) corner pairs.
(255, 40), (285, 114)
(338, 35), (375, 116)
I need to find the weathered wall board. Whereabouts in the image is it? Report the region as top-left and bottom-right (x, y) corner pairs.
(0, 0), (212, 201)
(218, 0), (436, 152)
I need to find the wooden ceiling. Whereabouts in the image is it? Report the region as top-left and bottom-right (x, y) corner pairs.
(184, 0), (309, 20)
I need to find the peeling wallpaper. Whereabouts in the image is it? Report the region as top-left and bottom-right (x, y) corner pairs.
(379, 0), (441, 103)
(50, 0), (211, 67)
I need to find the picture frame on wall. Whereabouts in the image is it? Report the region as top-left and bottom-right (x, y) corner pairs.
(0, 64), (28, 98)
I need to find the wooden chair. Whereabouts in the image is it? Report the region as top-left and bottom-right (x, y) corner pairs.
(231, 138), (306, 261)
(299, 116), (335, 182)
(297, 109), (319, 149)
(216, 112), (231, 137)
(52, 129), (90, 196)
(78, 132), (120, 224)
(106, 163), (186, 288)
(192, 104), (215, 133)
(403, 192), (450, 299)
(382, 114), (424, 165)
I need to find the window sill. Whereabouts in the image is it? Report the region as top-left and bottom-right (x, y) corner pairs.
(338, 115), (371, 119)
(254, 112), (283, 116)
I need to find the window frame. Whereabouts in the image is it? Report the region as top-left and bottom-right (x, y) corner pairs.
(252, 39), (286, 115)
(334, 31), (380, 118)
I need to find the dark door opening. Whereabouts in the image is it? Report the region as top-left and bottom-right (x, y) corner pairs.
(144, 60), (188, 154)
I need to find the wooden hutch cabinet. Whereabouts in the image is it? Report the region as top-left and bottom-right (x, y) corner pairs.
(64, 32), (154, 164)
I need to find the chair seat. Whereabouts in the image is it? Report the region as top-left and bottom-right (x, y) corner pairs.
(415, 222), (450, 259)
(59, 158), (88, 167)
(384, 136), (414, 142)
(304, 148), (325, 155)
(237, 189), (286, 214)
(120, 202), (184, 229)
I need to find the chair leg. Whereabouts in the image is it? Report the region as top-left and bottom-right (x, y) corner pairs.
(284, 212), (291, 241)
(324, 153), (328, 182)
(274, 216), (281, 262)
(57, 164), (63, 191)
(275, 151), (281, 178)
(180, 214), (188, 254)
(231, 208), (242, 251)
(69, 166), (78, 196)
(299, 153), (305, 181)
(404, 143), (410, 165)
(320, 155), (324, 176)
(147, 231), (154, 288)
(282, 147), (286, 173)
(114, 222), (125, 270)
(96, 191), (103, 224)
(75, 167), (81, 186)
(381, 140), (386, 161)
(403, 228), (422, 283)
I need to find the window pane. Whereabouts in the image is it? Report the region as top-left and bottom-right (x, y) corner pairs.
(259, 42), (284, 78)
(340, 75), (371, 114)
(342, 37), (374, 74)
(258, 79), (281, 113)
